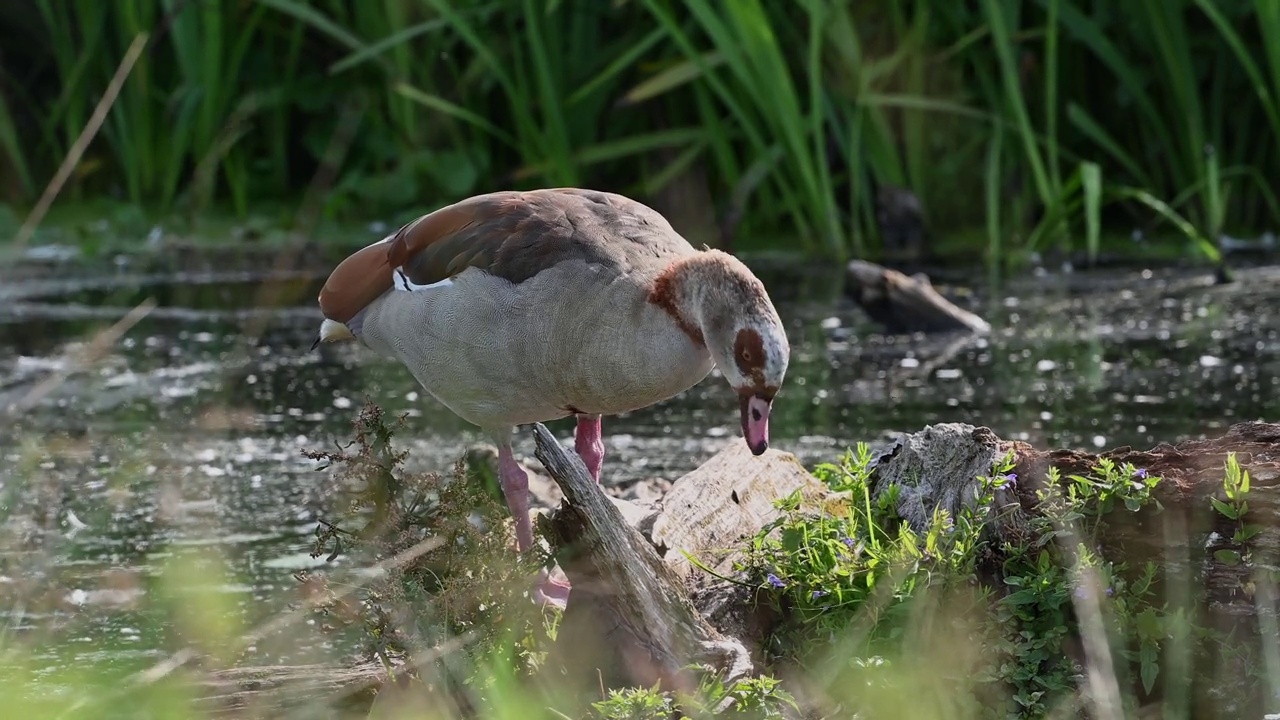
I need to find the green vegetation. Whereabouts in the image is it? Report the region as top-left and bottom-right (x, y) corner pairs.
(2, 1), (1278, 268)
(741, 448), (1174, 718)
(4, 401), (1274, 719)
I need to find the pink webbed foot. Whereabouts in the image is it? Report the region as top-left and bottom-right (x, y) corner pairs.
(575, 414), (605, 484)
(496, 440), (573, 608)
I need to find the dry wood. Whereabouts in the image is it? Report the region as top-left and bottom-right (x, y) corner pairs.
(645, 441), (829, 658)
(531, 422), (753, 694)
(845, 259), (990, 334)
(869, 421), (1280, 588)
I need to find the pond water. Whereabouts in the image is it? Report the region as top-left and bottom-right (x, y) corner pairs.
(1, 248), (1277, 679)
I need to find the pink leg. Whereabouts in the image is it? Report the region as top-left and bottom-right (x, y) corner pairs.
(575, 414), (605, 484)
(497, 441), (571, 608)
(497, 442), (535, 552)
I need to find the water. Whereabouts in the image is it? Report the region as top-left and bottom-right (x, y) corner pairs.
(1, 251), (1278, 677)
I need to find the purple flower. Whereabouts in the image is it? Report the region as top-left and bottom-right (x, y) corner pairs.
(997, 473), (1018, 488)
(1133, 468), (1149, 480)
(767, 573), (785, 589)
(841, 536), (856, 549)
(812, 589), (828, 599)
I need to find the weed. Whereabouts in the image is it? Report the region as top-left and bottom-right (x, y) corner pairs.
(742, 442), (1187, 717)
(1209, 451), (1260, 567)
(590, 670), (798, 720)
(298, 399), (559, 683)
(593, 684), (676, 720)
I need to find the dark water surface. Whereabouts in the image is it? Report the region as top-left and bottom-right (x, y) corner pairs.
(1, 252), (1277, 675)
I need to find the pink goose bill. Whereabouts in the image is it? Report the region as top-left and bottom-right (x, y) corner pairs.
(740, 393), (772, 456)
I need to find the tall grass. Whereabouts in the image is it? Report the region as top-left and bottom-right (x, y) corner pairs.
(2, 0), (1278, 268)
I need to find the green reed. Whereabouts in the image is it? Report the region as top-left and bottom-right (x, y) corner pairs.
(2, 0), (1278, 267)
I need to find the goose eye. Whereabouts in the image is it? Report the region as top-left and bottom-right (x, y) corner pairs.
(733, 328), (766, 379)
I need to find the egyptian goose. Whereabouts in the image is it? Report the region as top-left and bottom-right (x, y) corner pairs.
(314, 188), (790, 607)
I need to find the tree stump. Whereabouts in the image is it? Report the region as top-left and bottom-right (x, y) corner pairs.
(865, 421), (1280, 719)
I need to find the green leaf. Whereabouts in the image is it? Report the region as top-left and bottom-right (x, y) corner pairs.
(1107, 186), (1221, 263)
(512, 127), (705, 180)
(257, 0), (367, 51)
(621, 52), (725, 105)
(1214, 549), (1242, 566)
(1080, 161), (1102, 263)
(1210, 497), (1238, 520)
(1139, 641), (1160, 694)
(328, 16), (452, 75)
(393, 82), (517, 149)
(1237, 524), (1263, 542)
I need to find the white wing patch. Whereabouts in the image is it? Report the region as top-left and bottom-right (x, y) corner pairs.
(393, 268), (454, 293)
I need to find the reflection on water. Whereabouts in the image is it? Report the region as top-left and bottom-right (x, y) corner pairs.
(0, 255), (1277, 674)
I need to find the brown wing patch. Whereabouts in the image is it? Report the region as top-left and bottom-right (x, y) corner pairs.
(734, 328), (767, 385)
(317, 193), (510, 323)
(394, 188), (694, 287)
(320, 188), (696, 323)
(317, 240), (395, 323)
(386, 192), (507, 285)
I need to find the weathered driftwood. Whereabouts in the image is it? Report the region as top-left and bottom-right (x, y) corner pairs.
(870, 421), (1279, 585)
(531, 422), (754, 695)
(845, 259), (990, 335)
(868, 421), (1280, 720)
(644, 442), (829, 659)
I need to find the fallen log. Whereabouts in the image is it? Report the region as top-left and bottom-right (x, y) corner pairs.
(845, 259), (990, 335)
(539, 426), (828, 691)
(531, 422), (755, 696)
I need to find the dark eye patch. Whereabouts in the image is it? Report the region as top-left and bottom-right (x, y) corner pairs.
(733, 328), (766, 382)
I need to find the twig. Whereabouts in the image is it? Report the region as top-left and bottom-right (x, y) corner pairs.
(239, 96), (368, 347)
(4, 297), (157, 418)
(9, 33), (149, 251)
(321, 631), (475, 707)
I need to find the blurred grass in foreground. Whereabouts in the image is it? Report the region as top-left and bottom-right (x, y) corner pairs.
(3, 395), (1276, 720)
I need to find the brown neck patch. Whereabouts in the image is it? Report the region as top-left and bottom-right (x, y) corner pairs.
(648, 260), (704, 346)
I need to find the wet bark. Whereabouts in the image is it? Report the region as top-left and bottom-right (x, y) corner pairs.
(845, 259), (991, 335)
